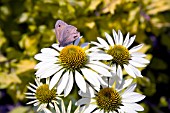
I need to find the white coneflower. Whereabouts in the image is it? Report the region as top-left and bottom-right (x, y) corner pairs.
(25, 78), (61, 112)
(76, 77), (145, 113)
(91, 30), (150, 80)
(34, 37), (113, 97)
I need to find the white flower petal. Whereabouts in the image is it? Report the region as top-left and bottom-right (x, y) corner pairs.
(29, 83), (38, 89)
(37, 65), (61, 78)
(27, 86), (36, 93)
(131, 57), (150, 64)
(64, 72), (74, 97)
(129, 44), (144, 53)
(88, 53), (112, 61)
(122, 83), (136, 95)
(67, 101), (72, 113)
(117, 79), (133, 91)
(105, 32), (114, 46)
(75, 71), (86, 93)
(123, 32), (130, 47)
(128, 64), (142, 77)
(86, 64), (112, 77)
(52, 43), (63, 51)
(90, 61), (111, 69)
(34, 62), (53, 69)
(112, 29), (119, 44)
(35, 64), (58, 76)
(25, 92), (35, 95)
(117, 65), (123, 80)
(131, 52), (146, 57)
(118, 30), (123, 45)
(81, 68), (100, 87)
(97, 37), (109, 49)
(123, 64), (136, 78)
(126, 35), (136, 48)
(41, 48), (59, 56)
(26, 100), (38, 105)
(83, 104), (97, 113)
(37, 103), (47, 111)
(26, 96), (36, 99)
(75, 98), (91, 106)
(43, 108), (52, 113)
(33, 102), (40, 106)
(91, 41), (104, 48)
(34, 53), (58, 62)
(54, 102), (60, 113)
(78, 84), (95, 98)
(123, 103), (144, 111)
(129, 60), (146, 67)
(85, 47), (101, 53)
(57, 71), (69, 94)
(120, 105), (137, 113)
(49, 69), (64, 90)
(122, 92), (145, 103)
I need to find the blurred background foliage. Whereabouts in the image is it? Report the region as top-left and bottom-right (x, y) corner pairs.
(0, 0), (170, 113)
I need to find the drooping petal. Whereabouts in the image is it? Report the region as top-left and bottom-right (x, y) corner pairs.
(129, 60), (146, 67)
(83, 104), (97, 113)
(86, 64), (112, 77)
(131, 57), (150, 64)
(64, 72), (74, 97)
(117, 65), (123, 80)
(49, 69), (64, 90)
(37, 66), (61, 78)
(75, 98), (91, 106)
(90, 61), (111, 69)
(122, 83), (136, 95)
(57, 71), (69, 94)
(128, 64), (142, 77)
(75, 71), (86, 93)
(81, 68), (100, 87)
(123, 64), (136, 78)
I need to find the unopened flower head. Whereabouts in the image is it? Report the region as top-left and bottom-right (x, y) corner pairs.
(25, 78), (61, 112)
(91, 30), (150, 80)
(34, 37), (113, 97)
(76, 76), (145, 113)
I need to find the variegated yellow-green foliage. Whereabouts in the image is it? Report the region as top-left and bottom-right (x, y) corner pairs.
(0, 0), (170, 113)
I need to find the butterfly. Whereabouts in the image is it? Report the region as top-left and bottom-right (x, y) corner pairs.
(55, 20), (80, 47)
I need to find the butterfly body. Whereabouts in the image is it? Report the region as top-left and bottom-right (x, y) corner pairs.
(55, 20), (80, 47)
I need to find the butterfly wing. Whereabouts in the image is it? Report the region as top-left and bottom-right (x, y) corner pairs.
(55, 20), (68, 44)
(60, 25), (80, 47)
